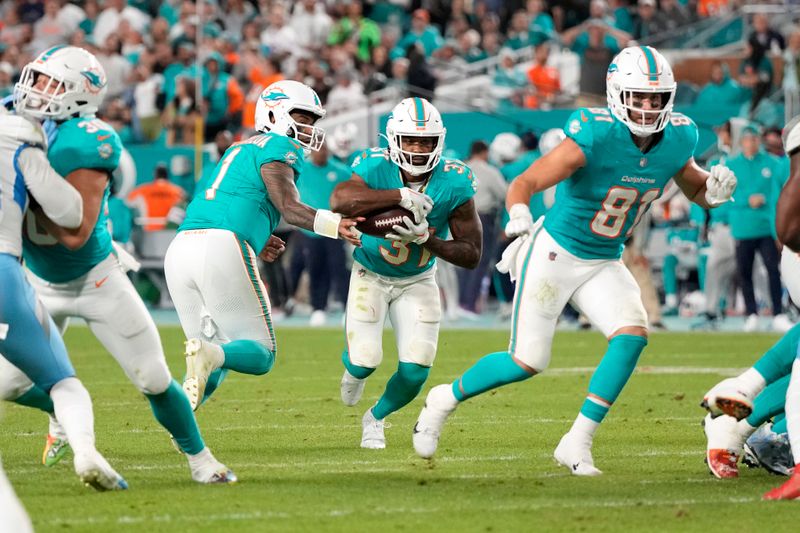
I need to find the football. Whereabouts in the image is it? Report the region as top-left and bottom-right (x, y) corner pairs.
(356, 206), (415, 238)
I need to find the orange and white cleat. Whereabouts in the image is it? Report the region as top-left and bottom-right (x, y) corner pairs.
(706, 449), (739, 479)
(763, 470), (800, 500)
(701, 378), (754, 421)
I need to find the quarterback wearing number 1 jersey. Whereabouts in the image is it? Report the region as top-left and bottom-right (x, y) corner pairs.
(330, 97), (482, 450)
(413, 46), (738, 475)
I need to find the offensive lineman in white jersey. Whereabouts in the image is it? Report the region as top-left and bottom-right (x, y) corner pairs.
(0, 106), (126, 490)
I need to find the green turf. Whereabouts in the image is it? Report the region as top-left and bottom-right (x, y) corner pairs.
(1, 328), (797, 532)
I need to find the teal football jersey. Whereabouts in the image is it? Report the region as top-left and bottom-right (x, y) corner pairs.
(350, 148), (477, 277)
(23, 116), (121, 282)
(545, 107), (698, 259)
(296, 156), (352, 239)
(180, 132), (305, 253)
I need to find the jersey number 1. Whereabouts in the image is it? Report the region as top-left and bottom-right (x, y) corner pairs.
(590, 186), (659, 238)
(205, 147), (242, 200)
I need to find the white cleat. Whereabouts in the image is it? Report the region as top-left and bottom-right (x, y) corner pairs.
(340, 370), (366, 407)
(553, 433), (603, 476)
(187, 448), (237, 484)
(703, 413), (751, 479)
(361, 408), (386, 449)
(74, 451), (128, 491)
(413, 384), (459, 459)
(701, 378), (754, 420)
(183, 338), (224, 411)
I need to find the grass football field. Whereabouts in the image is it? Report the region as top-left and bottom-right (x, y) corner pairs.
(1, 327), (798, 532)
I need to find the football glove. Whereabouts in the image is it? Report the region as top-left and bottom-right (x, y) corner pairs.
(705, 165), (737, 207)
(504, 203), (534, 237)
(388, 216), (430, 244)
(399, 187), (433, 223)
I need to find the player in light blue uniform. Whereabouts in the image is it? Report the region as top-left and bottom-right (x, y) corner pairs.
(330, 97), (482, 449)
(414, 46), (738, 475)
(0, 46), (235, 484)
(0, 59), (126, 490)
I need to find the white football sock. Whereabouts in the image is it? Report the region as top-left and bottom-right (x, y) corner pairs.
(49, 377), (96, 456)
(786, 360), (800, 464)
(568, 413), (600, 445)
(737, 367), (767, 398)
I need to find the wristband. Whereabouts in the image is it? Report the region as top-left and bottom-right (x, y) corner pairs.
(313, 209), (342, 239)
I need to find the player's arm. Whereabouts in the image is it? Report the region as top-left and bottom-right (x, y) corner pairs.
(506, 137), (585, 209)
(777, 118), (800, 249)
(261, 161), (362, 245)
(330, 174), (403, 216)
(421, 199), (482, 269)
(32, 168), (108, 250)
(16, 148), (83, 229)
(673, 157), (736, 209)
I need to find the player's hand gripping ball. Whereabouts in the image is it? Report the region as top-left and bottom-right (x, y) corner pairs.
(356, 207), (416, 238)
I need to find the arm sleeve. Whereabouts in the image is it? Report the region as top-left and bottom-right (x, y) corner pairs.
(17, 147), (83, 228)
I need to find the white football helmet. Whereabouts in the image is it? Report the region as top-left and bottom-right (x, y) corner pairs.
(538, 128), (566, 155)
(254, 80), (326, 151)
(14, 45), (107, 120)
(489, 132), (522, 166)
(606, 45), (676, 137)
(328, 122), (358, 158)
(386, 97), (446, 176)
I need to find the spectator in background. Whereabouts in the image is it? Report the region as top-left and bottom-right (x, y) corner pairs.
(695, 60), (750, 107)
(221, 0), (256, 38)
(326, 69), (367, 115)
(459, 140), (508, 317)
(163, 76), (199, 145)
(563, 18), (629, 98)
(162, 41), (201, 104)
(291, 142), (352, 326)
(739, 41), (774, 113)
(697, 0), (730, 18)
(127, 163), (187, 232)
(632, 0), (662, 40)
(505, 10), (531, 49)
(609, 0), (635, 33)
(241, 54), (283, 131)
(291, 0), (333, 53)
(132, 61), (164, 142)
(492, 47), (528, 105)
(392, 8), (443, 59)
(260, 3), (298, 60)
(95, 33), (133, 100)
(406, 43), (437, 99)
(93, 0), (150, 49)
(726, 125), (790, 332)
(0, 62), (13, 98)
(784, 29), (800, 95)
(526, 41), (561, 108)
(749, 13), (785, 58)
(527, 0), (556, 44)
(455, 29), (486, 63)
(327, 0), (381, 63)
(657, 0), (692, 33)
(203, 51), (243, 138)
(31, 0), (68, 52)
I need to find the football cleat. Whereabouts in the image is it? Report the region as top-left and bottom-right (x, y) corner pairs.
(763, 471), (800, 500)
(703, 413), (751, 479)
(706, 449), (739, 479)
(553, 433), (602, 476)
(42, 434), (70, 467)
(187, 447), (237, 484)
(182, 338), (224, 411)
(413, 384), (459, 459)
(701, 378), (753, 420)
(361, 408), (386, 450)
(340, 370), (366, 407)
(743, 423), (794, 476)
(74, 451), (128, 491)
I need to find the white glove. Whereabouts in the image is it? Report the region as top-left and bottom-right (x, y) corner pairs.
(504, 203), (534, 237)
(705, 165), (737, 207)
(387, 216), (430, 244)
(399, 187), (433, 223)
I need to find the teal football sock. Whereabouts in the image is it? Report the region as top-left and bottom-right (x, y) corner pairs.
(746, 375), (790, 427)
(753, 325), (800, 383)
(202, 369), (228, 405)
(581, 334), (647, 423)
(222, 340), (275, 375)
(452, 351), (534, 402)
(371, 362), (430, 420)
(698, 252), (708, 291)
(341, 350), (375, 380)
(146, 380), (205, 455)
(663, 254), (678, 303)
(772, 414), (787, 434)
(13, 385), (54, 414)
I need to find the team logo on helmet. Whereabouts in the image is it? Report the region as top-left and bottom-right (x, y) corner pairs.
(261, 87), (290, 107)
(81, 68), (107, 94)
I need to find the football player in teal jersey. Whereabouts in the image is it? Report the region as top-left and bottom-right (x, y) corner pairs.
(413, 46), (738, 475)
(0, 46), (235, 484)
(165, 80), (362, 417)
(329, 97), (482, 449)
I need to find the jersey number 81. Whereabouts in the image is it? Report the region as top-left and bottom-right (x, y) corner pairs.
(590, 186), (660, 238)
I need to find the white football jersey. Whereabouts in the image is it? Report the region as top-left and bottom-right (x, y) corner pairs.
(0, 110), (83, 257)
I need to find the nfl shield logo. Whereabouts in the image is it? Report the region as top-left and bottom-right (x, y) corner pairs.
(639, 157), (647, 167)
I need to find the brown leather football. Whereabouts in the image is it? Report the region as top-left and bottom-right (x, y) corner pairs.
(356, 207), (415, 238)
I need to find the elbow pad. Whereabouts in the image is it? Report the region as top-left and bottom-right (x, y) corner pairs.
(784, 114), (800, 156)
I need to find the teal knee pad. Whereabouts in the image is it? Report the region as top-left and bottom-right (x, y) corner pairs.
(341, 350), (375, 380)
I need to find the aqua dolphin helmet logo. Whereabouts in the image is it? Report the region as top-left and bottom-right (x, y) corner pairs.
(80, 68), (107, 94)
(261, 88), (290, 107)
